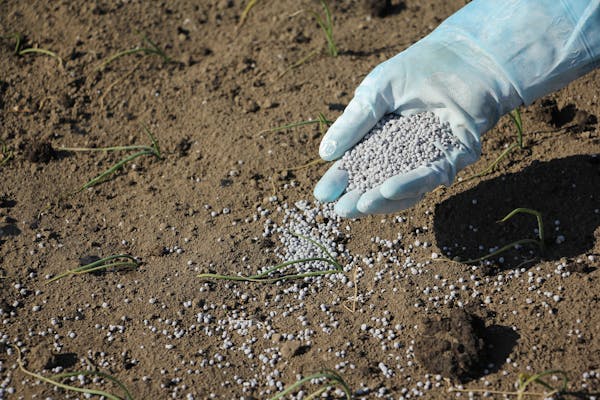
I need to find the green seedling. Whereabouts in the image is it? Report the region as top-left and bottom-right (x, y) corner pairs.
(96, 32), (171, 71)
(61, 125), (162, 191)
(449, 369), (567, 399)
(46, 254), (139, 284)
(291, 0), (338, 57)
(515, 370), (568, 400)
(269, 370), (351, 400)
(0, 140), (13, 167)
(237, 0), (259, 31)
(2, 33), (63, 66)
(258, 112), (332, 136)
(462, 207), (545, 264)
(309, 0), (338, 57)
(13, 345), (134, 400)
(469, 108), (524, 180)
(277, 49), (319, 79)
(198, 233), (343, 283)
(286, 157), (326, 171)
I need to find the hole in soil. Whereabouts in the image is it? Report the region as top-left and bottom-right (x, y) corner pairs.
(533, 99), (597, 132)
(44, 352), (78, 370)
(362, 0), (406, 17)
(434, 155), (599, 269)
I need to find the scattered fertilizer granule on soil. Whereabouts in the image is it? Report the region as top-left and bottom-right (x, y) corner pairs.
(262, 201), (355, 282)
(339, 112), (464, 192)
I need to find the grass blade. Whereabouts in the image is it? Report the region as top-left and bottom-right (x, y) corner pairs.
(96, 33), (171, 71)
(508, 108), (523, 148)
(291, 232), (341, 270)
(277, 49), (319, 79)
(79, 149), (153, 191)
(460, 238), (541, 264)
(198, 233), (343, 283)
(61, 145), (152, 153)
(461, 207), (545, 263)
(65, 125), (161, 192)
(46, 254), (139, 284)
(269, 370), (351, 400)
(258, 114), (333, 136)
(319, 0), (337, 57)
(498, 207), (544, 245)
(449, 369), (568, 399)
(466, 107), (524, 180)
(13, 345), (134, 400)
(517, 370), (568, 400)
(469, 142), (519, 179)
(237, 0), (259, 31)
(143, 123), (162, 158)
(51, 370), (135, 400)
(0, 140), (13, 167)
(3, 32), (63, 66)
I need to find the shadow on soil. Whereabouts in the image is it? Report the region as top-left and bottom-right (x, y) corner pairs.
(434, 155), (600, 270)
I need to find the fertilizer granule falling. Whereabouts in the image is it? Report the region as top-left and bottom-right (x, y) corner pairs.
(339, 112), (464, 192)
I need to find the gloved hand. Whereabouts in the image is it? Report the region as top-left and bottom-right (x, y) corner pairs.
(314, 0), (600, 218)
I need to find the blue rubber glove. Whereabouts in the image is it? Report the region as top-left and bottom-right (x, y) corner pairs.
(314, 0), (600, 218)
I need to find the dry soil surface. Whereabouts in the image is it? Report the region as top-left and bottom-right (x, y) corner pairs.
(1, 1), (599, 399)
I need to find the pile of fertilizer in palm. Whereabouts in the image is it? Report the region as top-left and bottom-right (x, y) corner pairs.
(339, 112), (463, 192)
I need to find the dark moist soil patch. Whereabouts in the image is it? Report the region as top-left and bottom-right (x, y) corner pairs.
(24, 141), (56, 163)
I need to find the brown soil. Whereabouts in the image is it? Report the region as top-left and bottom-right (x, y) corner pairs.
(1, 0), (599, 399)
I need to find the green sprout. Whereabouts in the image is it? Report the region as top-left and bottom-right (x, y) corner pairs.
(258, 112), (332, 136)
(61, 125), (162, 191)
(237, 0), (259, 31)
(515, 370), (568, 400)
(461, 207), (545, 264)
(96, 32), (171, 71)
(13, 345), (134, 400)
(279, 1), (337, 78)
(198, 233), (343, 283)
(277, 49), (319, 79)
(0, 140), (13, 167)
(470, 108), (524, 179)
(2, 33), (63, 66)
(286, 157), (326, 172)
(449, 369), (567, 399)
(269, 370), (351, 400)
(290, 0), (338, 57)
(46, 254), (139, 284)
(309, 0), (338, 57)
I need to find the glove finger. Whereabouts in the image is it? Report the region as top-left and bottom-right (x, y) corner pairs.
(319, 65), (395, 161)
(333, 190), (365, 219)
(380, 139), (479, 200)
(319, 98), (381, 161)
(313, 161), (349, 203)
(380, 165), (448, 200)
(357, 187), (422, 214)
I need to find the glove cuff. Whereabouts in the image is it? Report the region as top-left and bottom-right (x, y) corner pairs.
(437, 0), (600, 105)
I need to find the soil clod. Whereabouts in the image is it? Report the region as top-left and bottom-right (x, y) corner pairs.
(414, 309), (487, 382)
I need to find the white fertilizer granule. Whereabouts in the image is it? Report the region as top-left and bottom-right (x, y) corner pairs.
(262, 201), (354, 280)
(340, 112), (463, 192)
